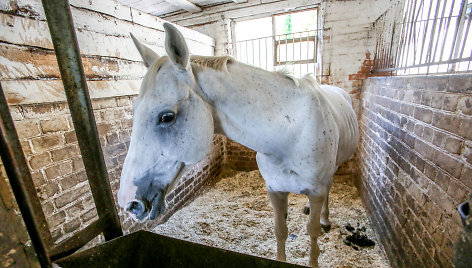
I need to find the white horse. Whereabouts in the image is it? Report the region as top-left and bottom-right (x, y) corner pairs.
(118, 23), (359, 267)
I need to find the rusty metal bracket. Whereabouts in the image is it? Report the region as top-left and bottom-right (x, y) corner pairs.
(0, 83), (52, 267)
(0, 0), (123, 267)
(40, 0), (122, 242)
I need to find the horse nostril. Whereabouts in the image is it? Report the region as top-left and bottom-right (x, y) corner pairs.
(126, 200), (145, 216)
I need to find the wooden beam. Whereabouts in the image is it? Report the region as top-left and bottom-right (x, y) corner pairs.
(164, 0), (201, 13)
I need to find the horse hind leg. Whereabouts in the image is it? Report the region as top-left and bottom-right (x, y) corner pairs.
(320, 190), (331, 232)
(268, 191), (289, 262)
(303, 190), (331, 233)
(306, 191), (327, 267)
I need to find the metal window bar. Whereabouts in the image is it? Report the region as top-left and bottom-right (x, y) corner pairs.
(229, 29), (324, 80)
(0, 1), (123, 267)
(374, 0), (472, 75)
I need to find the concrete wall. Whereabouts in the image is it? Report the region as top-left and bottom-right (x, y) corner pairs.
(358, 74), (472, 267)
(0, 0), (215, 266)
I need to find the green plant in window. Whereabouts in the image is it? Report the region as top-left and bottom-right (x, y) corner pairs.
(283, 15), (292, 39)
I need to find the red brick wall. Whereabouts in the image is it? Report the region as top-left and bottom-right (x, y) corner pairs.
(224, 139), (258, 171)
(358, 74), (472, 268)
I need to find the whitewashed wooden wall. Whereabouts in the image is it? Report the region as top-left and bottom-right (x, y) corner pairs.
(0, 0), (215, 105)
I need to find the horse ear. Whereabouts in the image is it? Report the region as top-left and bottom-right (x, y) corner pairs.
(130, 33), (159, 68)
(163, 23), (190, 70)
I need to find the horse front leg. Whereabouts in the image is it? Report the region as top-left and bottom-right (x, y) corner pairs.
(306, 192), (326, 267)
(268, 191), (289, 262)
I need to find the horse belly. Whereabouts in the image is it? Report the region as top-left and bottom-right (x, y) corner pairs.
(335, 112), (359, 166)
(256, 153), (321, 194)
(319, 86), (359, 166)
(256, 152), (332, 194)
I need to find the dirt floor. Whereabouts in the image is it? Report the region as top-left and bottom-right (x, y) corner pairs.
(154, 170), (390, 267)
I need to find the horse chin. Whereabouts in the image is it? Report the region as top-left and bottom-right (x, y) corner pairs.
(148, 196), (166, 220)
(147, 163), (188, 221)
(132, 211), (150, 223)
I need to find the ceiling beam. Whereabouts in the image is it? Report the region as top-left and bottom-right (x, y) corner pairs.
(164, 0), (202, 13)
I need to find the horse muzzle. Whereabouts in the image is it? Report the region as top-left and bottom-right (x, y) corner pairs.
(125, 190), (166, 221)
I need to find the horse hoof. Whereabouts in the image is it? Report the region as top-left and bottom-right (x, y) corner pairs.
(322, 224), (331, 233)
(303, 206), (310, 215)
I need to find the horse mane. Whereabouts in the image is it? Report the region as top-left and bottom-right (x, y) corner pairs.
(189, 55), (310, 88)
(190, 55), (234, 72)
(276, 68), (301, 87)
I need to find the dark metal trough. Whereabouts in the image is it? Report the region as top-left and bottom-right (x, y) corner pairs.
(56, 230), (305, 268)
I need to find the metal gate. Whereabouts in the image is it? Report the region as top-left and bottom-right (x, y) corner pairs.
(229, 29), (324, 80)
(374, 0), (472, 75)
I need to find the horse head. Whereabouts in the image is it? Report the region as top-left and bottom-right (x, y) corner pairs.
(117, 23), (214, 221)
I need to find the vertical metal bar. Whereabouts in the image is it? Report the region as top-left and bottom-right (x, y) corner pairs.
(245, 41), (248, 64)
(285, 33), (288, 69)
(397, 0), (411, 68)
(431, 0), (449, 69)
(292, 33), (295, 74)
(258, 38), (261, 68)
(396, 0), (412, 71)
(382, 19), (388, 69)
(307, 32), (309, 74)
(458, 8), (471, 59)
(0, 83), (53, 268)
(237, 42), (241, 61)
(41, 0), (122, 241)
(439, 0), (456, 62)
(380, 16), (387, 69)
(272, 35), (280, 71)
(299, 32), (302, 76)
(387, 20), (397, 70)
(252, 39), (255, 66)
(265, 37), (268, 70)
(314, 31), (317, 77)
(448, 0), (468, 72)
(468, 40), (472, 70)
(401, 0), (418, 69)
(412, 0), (425, 66)
(419, 0), (434, 64)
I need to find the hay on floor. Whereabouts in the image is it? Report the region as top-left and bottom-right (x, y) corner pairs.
(154, 170), (390, 267)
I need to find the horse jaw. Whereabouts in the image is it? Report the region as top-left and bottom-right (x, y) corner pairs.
(118, 149), (185, 221)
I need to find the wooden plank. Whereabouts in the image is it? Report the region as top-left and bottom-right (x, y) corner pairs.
(149, 4), (179, 16)
(0, 43), (148, 80)
(129, 8), (214, 46)
(2, 80), (141, 105)
(164, 0), (202, 13)
(0, 13), (213, 63)
(0, 0), (214, 47)
(165, 0), (316, 24)
(69, 0), (133, 21)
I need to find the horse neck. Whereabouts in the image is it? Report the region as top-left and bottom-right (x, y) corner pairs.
(193, 62), (305, 155)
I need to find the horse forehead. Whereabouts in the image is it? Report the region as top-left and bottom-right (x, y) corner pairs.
(136, 75), (181, 109)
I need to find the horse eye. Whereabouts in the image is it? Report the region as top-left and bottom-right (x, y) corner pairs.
(158, 112), (175, 124)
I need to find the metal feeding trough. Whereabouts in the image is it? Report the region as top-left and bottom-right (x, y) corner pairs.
(0, 1), (305, 267)
(56, 230), (302, 268)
